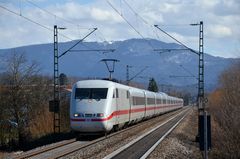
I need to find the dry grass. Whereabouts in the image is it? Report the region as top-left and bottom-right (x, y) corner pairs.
(29, 105), (53, 139)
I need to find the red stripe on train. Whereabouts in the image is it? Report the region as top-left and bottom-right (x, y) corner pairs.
(71, 104), (182, 122)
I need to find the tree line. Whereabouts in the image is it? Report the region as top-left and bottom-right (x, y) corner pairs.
(0, 52), (70, 149)
(207, 61), (240, 158)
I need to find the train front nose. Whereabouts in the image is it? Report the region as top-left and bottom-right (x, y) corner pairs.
(71, 113), (108, 132)
(70, 114), (109, 133)
(70, 86), (112, 133)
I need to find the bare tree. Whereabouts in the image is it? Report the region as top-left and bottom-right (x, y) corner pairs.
(208, 61), (240, 158)
(2, 52), (40, 144)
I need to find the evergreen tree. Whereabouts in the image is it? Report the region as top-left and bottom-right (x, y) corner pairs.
(148, 78), (158, 92)
(59, 73), (68, 86)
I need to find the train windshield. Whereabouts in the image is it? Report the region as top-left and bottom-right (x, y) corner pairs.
(75, 88), (108, 100)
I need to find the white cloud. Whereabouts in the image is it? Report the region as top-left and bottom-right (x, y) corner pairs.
(201, 0), (219, 8)
(90, 7), (123, 23)
(207, 25), (232, 38)
(0, 0), (239, 58)
(142, 11), (164, 24)
(158, 2), (180, 13)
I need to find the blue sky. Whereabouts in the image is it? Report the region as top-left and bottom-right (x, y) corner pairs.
(0, 0), (239, 58)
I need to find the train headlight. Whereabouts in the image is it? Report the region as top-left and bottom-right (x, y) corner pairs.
(97, 113), (104, 117)
(73, 113), (79, 117)
(74, 113), (84, 117)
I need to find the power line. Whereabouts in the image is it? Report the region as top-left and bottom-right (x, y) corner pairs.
(154, 25), (198, 54)
(106, 0), (144, 39)
(0, 4), (73, 41)
(25, 0), (111, 44)
(25, 0), (93, 29)
(121, 0), (166, 44)
(106, 0), (155, 50)
(128, 66), (149, 81)
(0, 5), (51, 31)
(96, 30), (109, 42)
(119, 0), (168, 50)
(24, 0), (112, 50)
(59, 28), (97, 58)
(179, 64), (197, 79)
(156, 24), (193, 27)
(122, 0), (149, 26)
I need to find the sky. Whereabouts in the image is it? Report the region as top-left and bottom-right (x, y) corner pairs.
(0, 0), (239, 58)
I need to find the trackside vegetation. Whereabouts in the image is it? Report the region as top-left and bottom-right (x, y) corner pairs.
(208, 61), (240, 158)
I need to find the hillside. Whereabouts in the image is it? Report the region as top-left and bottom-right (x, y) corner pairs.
(0, 38), (237, 92)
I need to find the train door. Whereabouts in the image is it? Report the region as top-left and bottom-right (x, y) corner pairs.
(154, 94), (156, 116)
(127, 90), (131, 122)
(115, 88), (119, 124)
(144, 91), (147, 118)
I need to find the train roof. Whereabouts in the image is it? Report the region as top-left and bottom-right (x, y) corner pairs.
(73, 80), (183, 100)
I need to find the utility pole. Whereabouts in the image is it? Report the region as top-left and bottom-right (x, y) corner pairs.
(189, 21), (204, 109)
(53, 25), (60, 134)
(198, 21), (204, 111)
(191, 21), (210, 159)
(49, 25), (97, 134)
(154, 22), (211, 158)
(51, 25), (66, 134)
(126, 65), (132, 85)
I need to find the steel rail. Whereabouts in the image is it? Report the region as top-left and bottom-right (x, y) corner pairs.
(103, 108), (190, 159)
(13, 107), (187, 159)
(13, 139), (76, 159)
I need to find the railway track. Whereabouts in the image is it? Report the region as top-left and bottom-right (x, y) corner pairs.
(103, 108), (190, 159)
(13, 107), (189, 159)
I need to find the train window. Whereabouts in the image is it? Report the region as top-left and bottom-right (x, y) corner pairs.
(75, 88), (108, 100)
(163, 99), (166, 104)
(132, 96), (145, 105)
(147, 98), (155, 105)
(75, 88), (90, 99)
(157, 99), (161, 104)
(92, 88), (108, 99)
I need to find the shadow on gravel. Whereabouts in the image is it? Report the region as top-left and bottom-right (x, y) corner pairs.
(76, 134), (104, 141)
(19, 132), (76, 151)
(1, 132), (105, 152)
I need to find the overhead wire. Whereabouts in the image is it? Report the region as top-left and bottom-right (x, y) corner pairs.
(0, 2), (110, 57)
(121, 0), (198, 52)
(106, 0), (144, 39)
(0, 4), (73, 41)
(121, 0), (173, 51)
(25, 0), (93, 29)
(25, 0), (113, 47)
(122, 0), (165, 44)
(106, 0), (155, 50)
(122, 0), (149, 26)
(154, 25), (198, 54)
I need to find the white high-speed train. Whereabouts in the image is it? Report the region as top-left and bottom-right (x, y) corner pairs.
(70, 80), (183, 134)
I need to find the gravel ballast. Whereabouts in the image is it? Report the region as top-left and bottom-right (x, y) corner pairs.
(147, 107), (202, 159)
